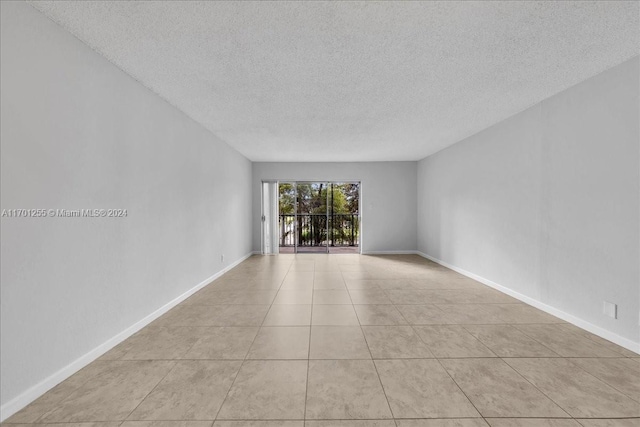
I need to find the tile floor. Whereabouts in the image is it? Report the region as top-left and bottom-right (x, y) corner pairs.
(4, 254), (639, 427)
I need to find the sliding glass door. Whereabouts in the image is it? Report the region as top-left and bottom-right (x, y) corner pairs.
(271, 180), (360, 254)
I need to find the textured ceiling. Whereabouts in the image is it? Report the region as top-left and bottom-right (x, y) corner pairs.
(29, 1), (639, 162)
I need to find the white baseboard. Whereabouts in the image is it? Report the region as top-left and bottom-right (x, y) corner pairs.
(362, 250), (419, 255)
(416, 251), (639, 355)
(0, 252), (254, 422)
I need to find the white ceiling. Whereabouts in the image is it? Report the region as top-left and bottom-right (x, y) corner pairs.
(29, 1), (639, 162)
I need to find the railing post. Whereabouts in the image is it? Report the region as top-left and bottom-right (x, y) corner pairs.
(351, 214), (355, 246)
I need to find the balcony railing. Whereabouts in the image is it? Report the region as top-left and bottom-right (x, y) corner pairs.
(279, 213), (359, 247)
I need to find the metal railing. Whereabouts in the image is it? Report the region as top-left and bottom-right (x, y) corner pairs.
(279, 214), (359, 247)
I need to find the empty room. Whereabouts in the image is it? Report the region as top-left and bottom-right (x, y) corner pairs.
(1, 1), (639, 426)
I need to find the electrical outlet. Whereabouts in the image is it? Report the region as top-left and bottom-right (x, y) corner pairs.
(603, 301), (617, 319)
(221, 254), (224, 262)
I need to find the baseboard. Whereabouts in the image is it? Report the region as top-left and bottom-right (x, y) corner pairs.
(362, 250), (419, 255)
(0, 251), (254, 422)
(416, 251), (639, 355)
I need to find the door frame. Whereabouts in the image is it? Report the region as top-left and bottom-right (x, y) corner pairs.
(262, 180), (362, 255)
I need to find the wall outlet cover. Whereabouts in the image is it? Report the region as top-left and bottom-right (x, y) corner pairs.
(603, 301), (617, 319)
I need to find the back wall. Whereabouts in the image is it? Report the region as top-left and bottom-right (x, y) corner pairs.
(252, 162), (417, 254)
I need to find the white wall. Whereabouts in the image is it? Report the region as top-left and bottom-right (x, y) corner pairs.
(252, 162), (417, 254)
(0, 1), (253, 415)
(417, 56), (640, 349)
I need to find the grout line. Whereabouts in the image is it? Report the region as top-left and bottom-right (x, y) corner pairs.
(552, 357), (640, 405)
(498, 357), (573, 418)
(434, 356), (486, 420)
(346, 268), (397, 421)
(212, 258), (293, 422)
(119, 359), (179, 422)
(303, 260), (316, 421)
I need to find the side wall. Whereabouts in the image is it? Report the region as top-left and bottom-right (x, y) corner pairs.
(0, 2), (253, 415)
(417, 56), (640, 349)
(252, 162), (418, 254)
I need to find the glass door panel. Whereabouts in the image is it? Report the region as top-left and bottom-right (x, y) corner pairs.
(328, 182), (360, 253)
(278, 182), (296, 254)
(296, 182), (328, 253)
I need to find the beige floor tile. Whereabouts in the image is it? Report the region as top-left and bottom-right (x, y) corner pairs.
(243, 281), (282, 290)
(262, 304), (312, 326)
(362, 326), (434, 358)
(575, 419), (640, 427)
(435, 304), (504, 324)
(181, 327), (259, 359)
(282, 272), (314, 284)
(315, 271), (347, 279)
(158, 305), (270, 327)
(280, 280), (314, 291)
(396, 420), (489, 427)
(341, 272), (379, 282)
(128, 361), (241, 420)
(378, 279), (444, 290)
(306, 421), (396, 427)
(491, 304), (562, 324)
(123, 422), (214, 427)
(461, 289), (520, 304)
(505, 358), (640, 418)
(213, 422), (302, 427)
(413, 325), (495, 358)
(375, 359), (479, 418)
(426, 290), (481, 304)
(436, 278), (487, 290)
(440, 358), (568, 418)
(485, 420), (581, 426)
(188, 290), (277, 305)
(273, 290), (313, 304)
(309, 326), (371, 359)
(345, 279), (385, 290)
(40, 361), (175, 422)
(115, 326), (204, 360)
(463, 325), (559, 357)
(559, 324), (640, 357)
(217, 360), (307, 420)
(306, 360), (392, 419)
(314, 272), (346, 289)
(246, 327), (310, 359)
(568, 357), (640, 401)
(312, 305), (360, 325)
(290, 262), (315, 272)
(313, 290), (352, 304)
(385, 290), (447, 305)
(354, 304), (407, 325)
(314, 262), (342, 272)
(348, 290), (393, 304)
(213, 420), (304, 427)
(313, 280), (347, 290)
(514, 324), (622, 357)
(395, 304), (448, 325)
(3, 362), (113, 423)
(7, 423), (123, 427)
(338, 264), (370, 272)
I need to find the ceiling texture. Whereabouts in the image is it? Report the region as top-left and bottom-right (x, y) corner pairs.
(29, 1), (639, 162)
